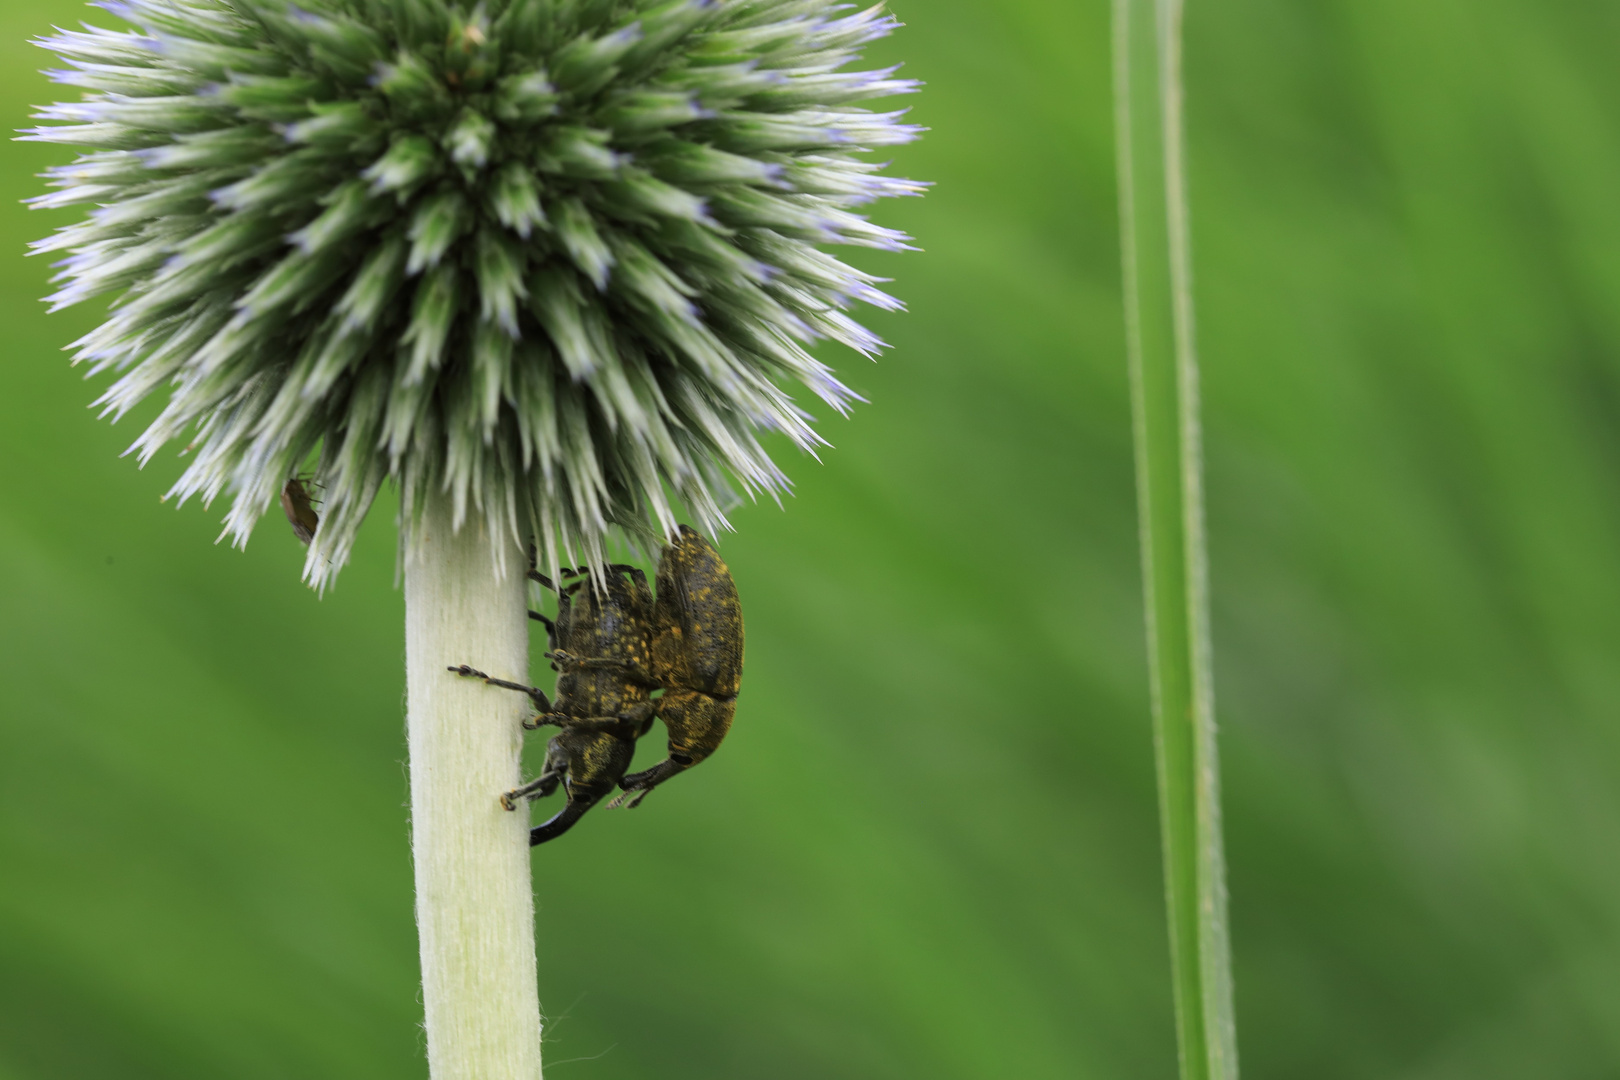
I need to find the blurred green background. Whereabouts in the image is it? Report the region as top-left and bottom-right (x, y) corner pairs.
(5, 0), (1620, 1076)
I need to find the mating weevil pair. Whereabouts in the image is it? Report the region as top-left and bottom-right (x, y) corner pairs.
(449, 526), (744, 845)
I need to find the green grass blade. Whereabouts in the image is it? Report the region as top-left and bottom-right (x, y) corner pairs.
(1112, 1), (1239, 1078)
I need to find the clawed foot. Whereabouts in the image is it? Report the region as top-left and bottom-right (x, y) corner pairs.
(500, 785), (547, 811)
(449, 664), (489, 680)
(544, 649), (578, 669)
(521, 712), (562, 731)
(503, 771), (562, 810)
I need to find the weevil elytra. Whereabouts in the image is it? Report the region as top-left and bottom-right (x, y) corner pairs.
(280, 477), (320, 545)
(551, 525), (744, 809)
(450, 561), (655, 844)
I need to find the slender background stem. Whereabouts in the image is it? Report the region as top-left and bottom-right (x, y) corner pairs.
(405, 492), (544, 1079)
(1112, 1), (1239, 1077)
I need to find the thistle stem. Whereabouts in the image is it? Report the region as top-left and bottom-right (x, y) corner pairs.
(404, 491), (544, 1080)
(1112, 1), (1239, 1077)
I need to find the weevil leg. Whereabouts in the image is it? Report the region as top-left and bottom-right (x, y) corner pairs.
(525, 543), (561, 594)
(523, 709), (609, 730)
(547, 649), (619, 672)
(500, 768), (563, 811)
(545, 650), (658, 684)
(605, 786), (653, 810)
(527, 610), (559, 657)
(447, 665), (553, 713)
(526, 554), (561, 656)
(544, 714), (643, 738)
(602, 563), (648, 586)
(525, 709), (640, 732)
(530, 800), (592, 845)
(609, 758), (685, 808)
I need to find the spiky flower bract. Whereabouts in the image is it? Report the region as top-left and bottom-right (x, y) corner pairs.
(28, 0), (922, 587)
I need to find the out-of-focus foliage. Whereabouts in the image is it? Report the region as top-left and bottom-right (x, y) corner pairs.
(3, 0), (1620, 1078)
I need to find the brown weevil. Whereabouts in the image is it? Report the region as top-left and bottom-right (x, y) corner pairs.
(551, 525), (744, 809)
(450, 562), (656, 844)
(280, 477), (320, 545)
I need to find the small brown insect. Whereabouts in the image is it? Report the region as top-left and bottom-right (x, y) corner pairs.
(280, 477), (320, 545)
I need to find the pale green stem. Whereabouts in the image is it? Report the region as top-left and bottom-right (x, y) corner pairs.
(404, 490), (545, 1079)
(1112, 1), (1239, 1077)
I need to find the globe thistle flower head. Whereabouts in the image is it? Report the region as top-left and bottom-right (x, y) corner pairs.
(27, 0), (924, 588)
